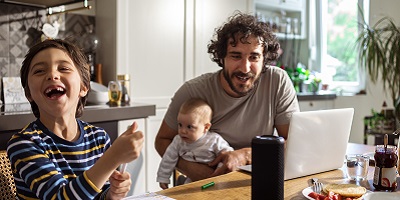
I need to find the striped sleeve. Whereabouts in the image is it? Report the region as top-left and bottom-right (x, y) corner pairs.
(7, 120), (111, 199)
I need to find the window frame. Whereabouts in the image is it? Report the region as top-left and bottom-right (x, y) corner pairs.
(310, 0), (369, 94)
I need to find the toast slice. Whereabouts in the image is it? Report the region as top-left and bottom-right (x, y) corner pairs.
(323, 184), (366, 198)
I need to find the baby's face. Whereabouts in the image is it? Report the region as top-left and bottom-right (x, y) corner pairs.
(177, 112), (208, 143)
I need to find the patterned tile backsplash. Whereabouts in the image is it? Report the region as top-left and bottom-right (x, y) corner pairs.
(0, 3), (95, 103)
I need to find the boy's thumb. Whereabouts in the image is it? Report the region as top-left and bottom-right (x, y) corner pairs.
(130, 121), (138, 131)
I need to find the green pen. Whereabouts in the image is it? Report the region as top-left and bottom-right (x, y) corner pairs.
(201, 181), (215, 189)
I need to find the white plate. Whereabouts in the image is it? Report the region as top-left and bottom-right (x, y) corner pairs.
(302, 186), (314, 200)
(302, 186), (373, 200)
(363, 192), (400, 200)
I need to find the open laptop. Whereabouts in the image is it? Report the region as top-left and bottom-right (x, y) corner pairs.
(284, 108), (354, 180)
(239, 108), (354, 180)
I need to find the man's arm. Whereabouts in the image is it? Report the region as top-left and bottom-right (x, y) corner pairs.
(175, 159), (215, 181)
(155, 120), (176, 156)
(155, 120), (214, 181)
(275, 124), (290, 139)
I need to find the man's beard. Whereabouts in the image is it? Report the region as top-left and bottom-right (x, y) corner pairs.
(222, 69), (261, 97)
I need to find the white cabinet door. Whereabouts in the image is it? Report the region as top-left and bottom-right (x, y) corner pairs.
(145, 108), (167, 192)
(190, 0), (252, 78)
(116, 0), (185, 108)
(118, 119), (146, 196)
(118, 110), (167, 194)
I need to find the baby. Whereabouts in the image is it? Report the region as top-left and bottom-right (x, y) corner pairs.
(156, 98), (233, 189)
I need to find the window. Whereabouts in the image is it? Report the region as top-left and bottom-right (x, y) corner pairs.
(310, 0), (369, 93)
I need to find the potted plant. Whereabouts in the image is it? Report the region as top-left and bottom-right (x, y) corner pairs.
(355, 15), (400, 122)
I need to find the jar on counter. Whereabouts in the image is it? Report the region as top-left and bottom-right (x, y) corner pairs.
(373, 145), (398, 191)
(117, 74), (130, 105)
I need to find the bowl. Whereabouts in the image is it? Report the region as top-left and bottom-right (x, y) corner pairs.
(87, 82), (109, 104)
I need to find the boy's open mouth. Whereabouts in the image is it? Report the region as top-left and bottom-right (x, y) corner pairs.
(44, 87), (66, 99)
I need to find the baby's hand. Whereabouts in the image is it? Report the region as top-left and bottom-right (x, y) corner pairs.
(159, 182), (169, 190)
(111, 121), (144, 164)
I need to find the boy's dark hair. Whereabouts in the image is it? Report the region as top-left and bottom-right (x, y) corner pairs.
(207, 12), (280, 68)
(20, 39), (91, 118)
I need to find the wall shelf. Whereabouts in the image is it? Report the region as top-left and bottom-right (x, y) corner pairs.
(254, 0), (306, 39)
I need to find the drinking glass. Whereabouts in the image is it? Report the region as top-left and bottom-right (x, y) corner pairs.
(345, 154), (369, 181)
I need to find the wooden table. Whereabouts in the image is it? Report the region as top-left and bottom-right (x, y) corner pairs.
(157, 143), (400, 199)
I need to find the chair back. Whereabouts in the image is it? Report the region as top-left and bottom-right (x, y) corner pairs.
(0, 150), (17, 199)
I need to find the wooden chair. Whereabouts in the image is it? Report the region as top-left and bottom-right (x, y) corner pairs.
(0, 150), (17, 199)
(173, 170), (188, 186)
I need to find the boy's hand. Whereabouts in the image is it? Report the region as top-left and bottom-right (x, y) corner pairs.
(159, 182), (169, 190)
(107, 170), (131, 199)
(111, 121), (144, 165)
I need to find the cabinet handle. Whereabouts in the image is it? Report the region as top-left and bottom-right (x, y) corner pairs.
(309, 102), (314, 107)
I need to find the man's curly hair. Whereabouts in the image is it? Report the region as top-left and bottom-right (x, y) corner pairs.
(207, 12), (280, 68)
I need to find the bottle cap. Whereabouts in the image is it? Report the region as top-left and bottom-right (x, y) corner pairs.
(117, 74), (130, 81)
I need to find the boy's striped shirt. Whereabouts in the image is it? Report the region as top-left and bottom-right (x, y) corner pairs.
(7, 119), (111, 199)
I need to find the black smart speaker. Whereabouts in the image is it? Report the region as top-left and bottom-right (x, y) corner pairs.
(251, 135), (285, 200)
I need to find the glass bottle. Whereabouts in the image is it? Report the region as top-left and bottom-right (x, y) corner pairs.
(117, 74), (130, 105)
(108, 81), (122, 106)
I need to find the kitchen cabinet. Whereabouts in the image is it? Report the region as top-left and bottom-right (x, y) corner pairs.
(144, 109), (168, 192)
(299, 100), (334, 111)
(118, 110), (168, 194)
(95, 0), (251, 194)
(118, 119), (146, 197)
(0, 103), (155, 149)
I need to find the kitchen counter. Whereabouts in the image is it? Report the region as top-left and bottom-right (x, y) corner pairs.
(297, 91), (337, 101)
(0, 103), (156, 150)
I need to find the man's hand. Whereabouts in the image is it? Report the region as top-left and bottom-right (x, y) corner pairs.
(106, 170), (132, 199)
(208, 148), (251, 177)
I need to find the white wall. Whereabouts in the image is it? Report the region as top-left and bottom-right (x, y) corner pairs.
(334, 0), (400, 144)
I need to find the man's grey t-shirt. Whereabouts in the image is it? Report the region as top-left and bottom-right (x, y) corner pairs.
(164, 67), (299, 149)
